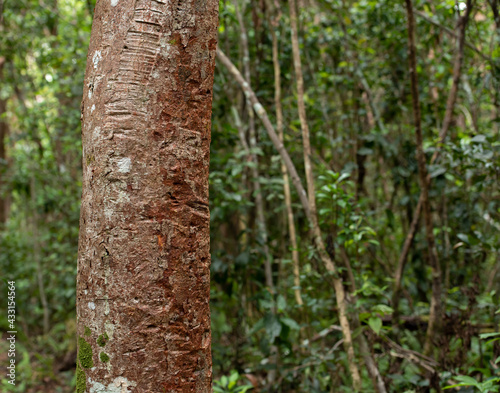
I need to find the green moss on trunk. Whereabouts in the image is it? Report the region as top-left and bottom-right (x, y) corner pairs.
(97, 332), (109, 347)
(76, 363), (86, 393)
(78, 336), (94, 368)
(100, 352), (110, 363)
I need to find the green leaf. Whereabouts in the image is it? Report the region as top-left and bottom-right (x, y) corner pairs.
(430, 166), (447, 178)
(357, 147), (373, 155)
(368, 317), (382, 335)
(281, 317), (300, 330)
(277, 295), (286, 312)
(471, 134), (487, 143)
(264, 313), (282, 342)
(479, 332), (500, 340)
(248, 318), (265, 335)
(454, 375), (480, 386)
(371, 304), (394, 316)
(229, 371), (239, 384)
(336, 173), (351, 184)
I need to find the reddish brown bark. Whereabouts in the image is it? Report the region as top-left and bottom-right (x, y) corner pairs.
(76, 0), (218, 392)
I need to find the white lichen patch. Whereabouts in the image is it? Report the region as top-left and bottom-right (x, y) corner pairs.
(117, 189), (130, 204)
(104, 321), (115, 340)
(91, 104), (96, 112)
(111, 0), (119, 6)
(160, 41), (180, 60)
(88, 302), (96, 310)
(104, 204), (114, 220)
(88, 89), (92, 99)
(93, 126), (101, 138)
(253, 102), (265, 117)
(104, 298), (110, 316)
(117, 157), (131, 173)
(89, 376), (137, 393)
(93, 51), (102, 69)
(103, 186), (130, 221)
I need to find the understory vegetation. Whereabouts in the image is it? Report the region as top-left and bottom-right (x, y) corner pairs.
(0, 0), (499, 392)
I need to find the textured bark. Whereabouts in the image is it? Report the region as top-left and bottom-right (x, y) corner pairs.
(76, 0), (218, 391)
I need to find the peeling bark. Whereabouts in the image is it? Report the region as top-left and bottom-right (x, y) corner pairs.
(76, 0), (218, 391)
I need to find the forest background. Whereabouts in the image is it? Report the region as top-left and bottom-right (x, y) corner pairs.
(0, 0), (499, 392)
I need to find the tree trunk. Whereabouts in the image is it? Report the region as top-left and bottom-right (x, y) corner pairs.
(287, 0), (362, 388)
(236, 5), (275, 294)
(269, 7), (303, 306)
(394, 1), (473, 348)
(31, 175), (50, 335)
(404, 0), (442, 357)
(218, 47), (369, 390)
(76, 1), (218, 392)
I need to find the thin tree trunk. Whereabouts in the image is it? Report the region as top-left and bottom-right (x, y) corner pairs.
(31, 175), (50, 335)
(269, 3), (302, 306)
(236, 5), (275, 294)
(404, 0), (443, 356)
(393, 1), (473, 340)
(217, 50), (365, 389)
(287, 4), (363, 391)
(487, 0), (500, 129)
(438, 1), (473, 146)
(218, 50), (311, 219)
(339, 248), (388, 393)
(288, 0), (362, 386)
(235, 7), (278, 386)
(355, 68), (387, 134)
(76, 1), (218, 391)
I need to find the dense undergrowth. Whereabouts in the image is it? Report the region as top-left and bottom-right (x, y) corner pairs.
(0, 0), (499, 392)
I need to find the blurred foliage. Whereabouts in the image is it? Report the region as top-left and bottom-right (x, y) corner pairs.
(0, 0), (499, 392)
